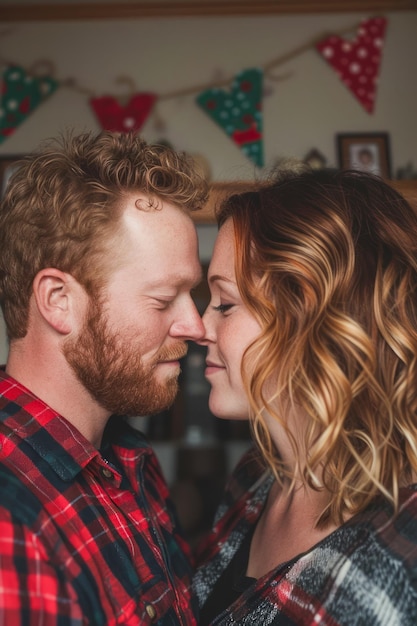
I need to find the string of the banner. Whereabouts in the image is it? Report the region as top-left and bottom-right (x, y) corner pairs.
(154, 23), (358, 99)
(0, 22), (359, 101)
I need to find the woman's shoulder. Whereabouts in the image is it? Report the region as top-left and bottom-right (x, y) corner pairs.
(289, 487), (417, 607)
(353, 484), (417, 571)
(302, 485), (417, 576)
(239, 492), (417, 626)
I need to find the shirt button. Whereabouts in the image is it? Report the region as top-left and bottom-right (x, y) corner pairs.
(145, 604), (157, 620)
(100, 467), (113, 480)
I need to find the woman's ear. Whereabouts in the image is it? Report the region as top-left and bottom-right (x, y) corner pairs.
(32, 268), (77, 335)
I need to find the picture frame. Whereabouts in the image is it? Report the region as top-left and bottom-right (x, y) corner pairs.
(336, 132), (392, 179)
(0, 155), (25, 199)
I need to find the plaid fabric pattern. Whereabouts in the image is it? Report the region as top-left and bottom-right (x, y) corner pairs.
(0, 370), (198, 625)
(194, 449), (417, 625)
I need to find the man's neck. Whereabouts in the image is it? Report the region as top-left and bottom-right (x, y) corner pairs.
(6, 346), (109, 448)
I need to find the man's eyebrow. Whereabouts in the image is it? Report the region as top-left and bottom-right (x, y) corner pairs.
(145, 271), (203, 289)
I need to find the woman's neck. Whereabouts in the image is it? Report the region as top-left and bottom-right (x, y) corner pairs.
(246, 478), (338, 579)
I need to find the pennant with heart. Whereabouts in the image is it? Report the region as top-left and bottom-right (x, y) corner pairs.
(316, 16), (387, 114)
(90, 93), (157, 133)
(196, 68), (264, 168)
(0, 65), (59, 143)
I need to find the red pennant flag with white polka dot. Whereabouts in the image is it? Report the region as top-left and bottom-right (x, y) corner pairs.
(316, 16), (387, 114)
(89, 93), (157, 133)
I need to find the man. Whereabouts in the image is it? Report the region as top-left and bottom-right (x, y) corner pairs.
(0, 131), (208, 624)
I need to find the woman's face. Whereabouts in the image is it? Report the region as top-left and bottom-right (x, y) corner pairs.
(200, 219), (262, 420)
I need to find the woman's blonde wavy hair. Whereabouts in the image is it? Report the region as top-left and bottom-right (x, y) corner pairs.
(217, 167), (417, 527)
(0, 131), (208, 340)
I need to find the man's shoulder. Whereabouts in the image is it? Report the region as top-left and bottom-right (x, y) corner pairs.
(0, 460), (44, 526)
(0, 369), (43, 424)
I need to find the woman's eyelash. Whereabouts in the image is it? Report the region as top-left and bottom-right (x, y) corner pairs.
(212, 304), (234, 313)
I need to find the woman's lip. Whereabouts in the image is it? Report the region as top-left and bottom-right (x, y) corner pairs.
(205, 363), (224, 376)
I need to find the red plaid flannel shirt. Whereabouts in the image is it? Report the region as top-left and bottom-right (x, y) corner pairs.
(0, 370), (198, 625)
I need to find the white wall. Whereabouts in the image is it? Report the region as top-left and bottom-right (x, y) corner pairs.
(0, 11), (416, 179)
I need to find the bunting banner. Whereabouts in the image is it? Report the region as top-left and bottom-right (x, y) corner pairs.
(196, 68), (264, 168)
(0, 65), (59, 143)
(315, 16), (387, 114)
(0, 16), (388, 163)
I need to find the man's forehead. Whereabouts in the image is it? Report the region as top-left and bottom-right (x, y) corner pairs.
(143, 266), (203, 289)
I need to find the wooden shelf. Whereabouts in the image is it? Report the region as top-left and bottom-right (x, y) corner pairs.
(194, 179), (417, 223)
(0, 1), (416, 21)
(193, 181), (258, 224)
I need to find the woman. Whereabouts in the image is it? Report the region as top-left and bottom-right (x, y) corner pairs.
(193, 166), (417, 625)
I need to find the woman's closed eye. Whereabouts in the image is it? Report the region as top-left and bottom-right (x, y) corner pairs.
(212, 303), (234, 314)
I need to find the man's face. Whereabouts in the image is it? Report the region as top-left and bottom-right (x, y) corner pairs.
(63, 195), (204, 416)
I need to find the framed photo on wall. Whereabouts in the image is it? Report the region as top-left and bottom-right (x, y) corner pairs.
(336, 132), (392, 179)
(0, 155), (24, 199)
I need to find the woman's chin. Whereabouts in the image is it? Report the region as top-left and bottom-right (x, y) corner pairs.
(209, 398), (250, 421)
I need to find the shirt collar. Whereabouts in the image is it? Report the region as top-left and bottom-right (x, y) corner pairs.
(0, 369), (102, 481)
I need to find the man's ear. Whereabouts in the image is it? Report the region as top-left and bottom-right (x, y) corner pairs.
(32, 268), (78, 335)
